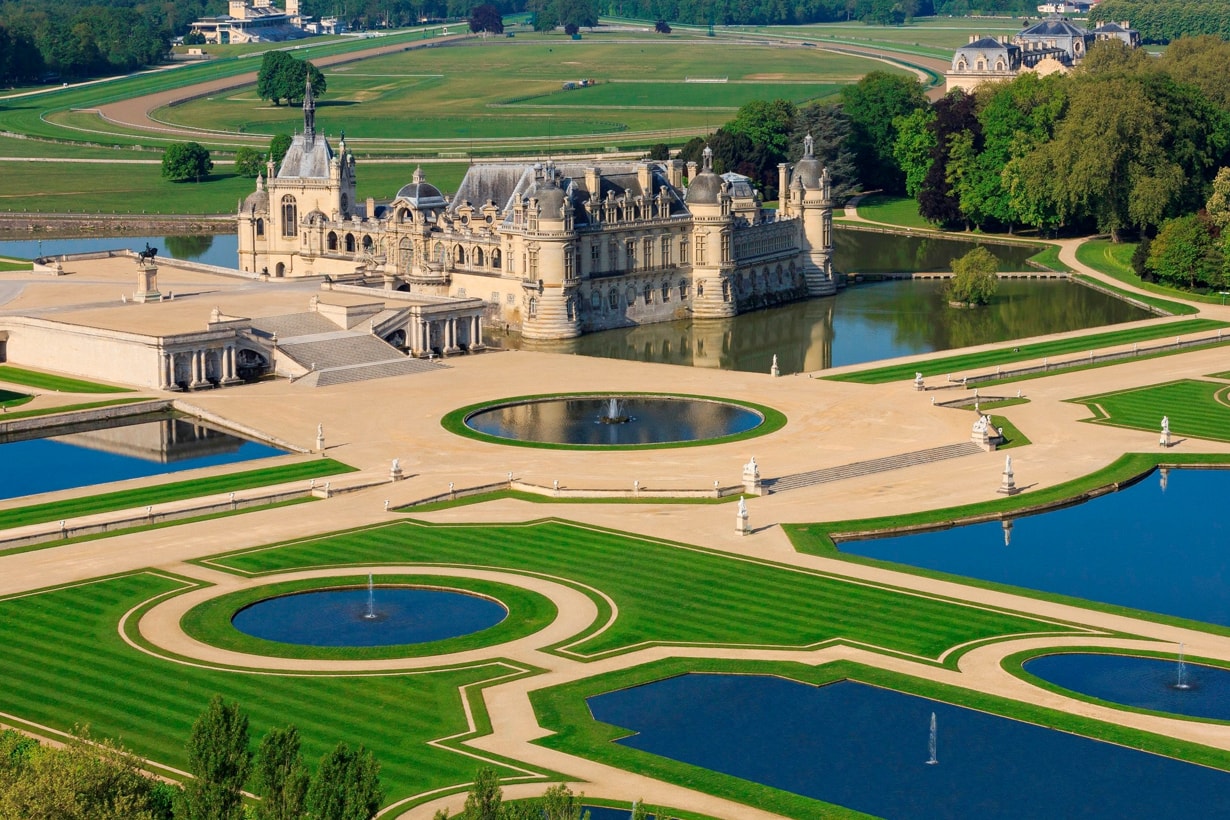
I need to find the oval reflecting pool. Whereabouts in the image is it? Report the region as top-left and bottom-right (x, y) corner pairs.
(464, 396), (763, 446)
(1024, 653), (1230, 721)
(231, 587), (507, 647)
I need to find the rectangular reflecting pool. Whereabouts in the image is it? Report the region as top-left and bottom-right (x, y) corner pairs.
(0, 414), (285, 500)
(587, 673), (1230, 819)
(839, 468), (1230, 628)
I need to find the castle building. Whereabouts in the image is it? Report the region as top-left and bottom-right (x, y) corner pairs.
(238, 85), (836, 347)
(946, 16), (1140, 92)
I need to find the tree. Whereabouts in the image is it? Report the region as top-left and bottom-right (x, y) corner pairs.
(790, 102), (860, 204)
(647, 143), (670, 160)
(270, 134), (293, 169)
(462, 767), (503, 820)
(257, 51), (325, 106)
(892, 107), (935, 199)
(254, 726), (310, 820)
(183, 30), (207, 46)
(1147, 214), (1222, 289)
(540, 784), (589, 819)
(161, 142), (213, 183)
(840, 71), (927, 194)
(946, 246), (998, 306)
(305, 742), (381, 820)
(727, 98), (798, 160)
(917, 89), (979, 229)
(469, 4), (504, 34)
(178, 696), (251, 820)
(234, 146), (264, 178)
(654, 20), (671, 33)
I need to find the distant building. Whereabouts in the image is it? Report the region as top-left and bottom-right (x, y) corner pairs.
(946, 16), (1139, 92)
(189, 0), (312, 45)
(237, 81), (837, 345)
(1037, 2), (1093, 14)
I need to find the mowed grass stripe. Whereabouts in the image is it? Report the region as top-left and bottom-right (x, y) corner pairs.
(825, 319), (1229, 384)
(0, 573), (537, 806)
(0, 459), (354, 529)
(210, 519), (1079, 662)
(1071, 380), (1230, 443)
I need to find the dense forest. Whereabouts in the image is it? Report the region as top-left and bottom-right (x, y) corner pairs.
(1090, 0), (1230, 44)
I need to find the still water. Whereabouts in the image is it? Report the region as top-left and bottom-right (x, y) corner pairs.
(0, 234), (236, 268)
(832, 229), (1040, 274)
(0, 414), (283, 500)
(587, 674), (1230, 819)
(231, 587), (508, 647)
(840, 469), (1230, 627)
(520, 279), (1152, 373)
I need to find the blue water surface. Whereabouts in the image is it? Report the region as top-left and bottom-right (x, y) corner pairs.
(0, 234), (239, 268)
(839, 468), (1230, 627)
(587, 673), (1230, 819)
(231, 587), (508, 647)
(0, 417), (283, 500)
(1024, 653), (1230, 721)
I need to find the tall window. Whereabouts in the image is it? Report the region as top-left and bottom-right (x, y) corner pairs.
(695, 234), (706, 265)
(643, 237), (653, 270)
(721, 233), (731, 263)
(661, 236), (672, 266)
(280, 196), (297, 237)
(528, 297), (538, 318)
(680, 236), (690, 264)
(626, 240), (636, 270)
(255, 218), (264, 237)
(591, 244), (600, 268)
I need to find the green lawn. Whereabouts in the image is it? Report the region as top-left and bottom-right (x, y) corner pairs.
(0, 397), (150, 420)
(0, 572), (542, 810)
(1071, 379), (1230, 443)
(0, 459), (354, 530)
(0, 257), (33, 271)
(0, 364), (133, 393)
(1073, 273), (1198, 316)
(850, 193), (932, 229)
(206, 519), (1085, 663)
(825, 318), (1230, 384)
(0, 388), (32, 407)
(1076, 240), (1225, 307)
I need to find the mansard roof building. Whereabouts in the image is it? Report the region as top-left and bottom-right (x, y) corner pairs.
(238, 88), (836, 347)
(946, 16), (1140, 92)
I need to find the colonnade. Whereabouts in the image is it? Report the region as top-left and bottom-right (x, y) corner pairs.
(410, 314), (483, 356)
(160, 345), (242, 390)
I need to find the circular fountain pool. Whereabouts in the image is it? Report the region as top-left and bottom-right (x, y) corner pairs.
(1022, 653), (1230, 720)
(231, 587), (508, 647)
(456, 394), (772, 447)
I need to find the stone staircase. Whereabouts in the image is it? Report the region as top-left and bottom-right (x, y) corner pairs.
(762, 442), (983, 494)
(277, 332), (446, 387)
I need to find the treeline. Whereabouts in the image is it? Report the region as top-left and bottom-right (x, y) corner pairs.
(0, 0), (197, 82)
(1090, 0), (1230, 44)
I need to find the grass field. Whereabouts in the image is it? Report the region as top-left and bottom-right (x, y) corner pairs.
(0, 571), (541, 807)
(850, 193), (932, 229)
(1071, 379), (1230, 444)
(205, 519), (1083, 662)
(0, 388), (31, 407)
(1072, 274), (1198, 316)
(825, 318), (1230, 384)
(0, 364), (132, 392)
(0, 397), (150, 421)
(0, 458), (354, 530)
(1076, 239), (1227, 306)
(156, 37), (897, 142)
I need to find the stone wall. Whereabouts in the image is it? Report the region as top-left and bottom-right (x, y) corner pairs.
(0, 214), (236, 235)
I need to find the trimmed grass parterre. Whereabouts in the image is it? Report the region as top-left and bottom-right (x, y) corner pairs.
(849, 193), (931, 229)
(180, 573), (558, 661)
(441, 392), (786, 451)
(0, 364), (132, 393)
(204, 518), (1088, 664)
(0, 572), (545, 808)
(824, 318), (1230, 384)
(1071, 379), (1230, 444)
(0, 389), (33, 408)
(530, 657), (1230, 819)
(0, 458), (354, 530)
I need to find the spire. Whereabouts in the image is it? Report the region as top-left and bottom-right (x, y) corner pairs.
(303, 74), (316, 145)
(412, 166), (425, 184)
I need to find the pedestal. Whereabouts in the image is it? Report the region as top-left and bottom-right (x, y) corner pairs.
(134, 262), (161, 303)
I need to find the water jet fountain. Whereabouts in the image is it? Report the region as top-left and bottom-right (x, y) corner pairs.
(926, 711), (938, 765)
(598, 397), (631, 424)
(365, 573), (377, 620)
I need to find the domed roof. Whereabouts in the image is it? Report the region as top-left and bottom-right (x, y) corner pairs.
(242, 175), (268, 212)
(685, 146), (722, 205)
(792, 134), (823, 189)
(395, 167), (446, 208)
(530, 168), (568, 216)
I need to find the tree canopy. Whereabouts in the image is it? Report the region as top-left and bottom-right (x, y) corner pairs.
(178, 695), (251, 820)
(840, 72), (928, 195)
(256, 51), (326, 106)
(161, 142), (213, 183)
(946, 247), (998, 306)
(468, 4), (504, 33)
(305, 742), (382, 820)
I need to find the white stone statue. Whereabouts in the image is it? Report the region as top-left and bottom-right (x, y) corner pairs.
(391, 457), (400, 472)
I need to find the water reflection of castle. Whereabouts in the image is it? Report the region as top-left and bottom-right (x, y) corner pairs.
(28, 417), (258, 463)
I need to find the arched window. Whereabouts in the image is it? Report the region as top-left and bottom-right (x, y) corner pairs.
(362, 235), (373, 251)
(491, 248), (503, 269)
(609, 289), (619, 310)
(528, 297), (538, 318)
(475, 247), (486, 267)
(327, 232), (338, 251)
(661, 281), (670, 302)
(679, 279), (689, 300)
(398, 208), (410, 222)
(345, 234), (356, 253)
(643, 283), (653, 304)
(956, 59), (967, 71)
(454, 244), (466, 264)
(255, 218), (264, 237)
(697, 281), (705, 298)
(280, 196), (297, 237)
(995, 60), (1005, 71)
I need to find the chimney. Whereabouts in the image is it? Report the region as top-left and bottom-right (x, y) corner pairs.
(637, 162), (652, 195)
(970, 34), (977, 43)
(585, 167), (601, 195)
(366, 196), (375, 218)
(686, 161), (697, 181)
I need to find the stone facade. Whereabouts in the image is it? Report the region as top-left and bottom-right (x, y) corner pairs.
(946, 16), (1140, 92)
(238, 96), (836, 342)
